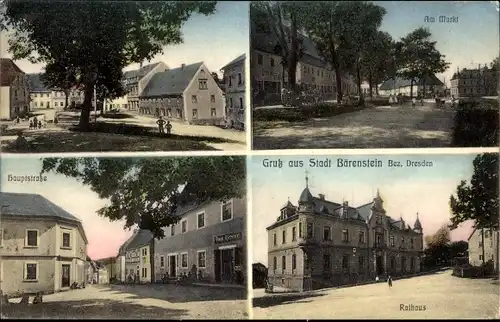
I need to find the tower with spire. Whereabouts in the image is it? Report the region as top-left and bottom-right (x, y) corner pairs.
(297, 170), (314, 213)
(413, 212), (423, 234)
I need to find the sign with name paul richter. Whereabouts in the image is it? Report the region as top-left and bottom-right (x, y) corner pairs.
(214, 232), (242, 244)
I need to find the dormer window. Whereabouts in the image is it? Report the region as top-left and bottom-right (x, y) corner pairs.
(281, 209), (286, 219)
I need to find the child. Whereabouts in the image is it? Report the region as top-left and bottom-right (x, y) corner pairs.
(156, 116), (166, 134)
(166, 120), (172, 135)
(29, 120), (34, 129)
(387, 275), (393, 288)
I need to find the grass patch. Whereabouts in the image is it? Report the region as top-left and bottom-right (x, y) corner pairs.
(98, 112), (133, 119)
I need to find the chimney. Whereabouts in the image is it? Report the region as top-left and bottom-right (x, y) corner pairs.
(181, 63), (186, 69)
(318, 194), (325, 200)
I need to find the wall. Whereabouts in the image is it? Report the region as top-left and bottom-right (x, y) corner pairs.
(30, 91), (52, 109)
(184, 64), (225, 125)
(223, 60), (246, 129)
(0, 86), (11, 119)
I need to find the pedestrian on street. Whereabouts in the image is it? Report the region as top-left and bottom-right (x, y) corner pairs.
(156, 116), (166, 134)
(387, 275), (393, 288)
(29, 120), (34, 129)
(412, 97), (416, 108)
(38, 120), (42, 129)
(166, 120), (172, 135)
(375, 276), (380, 282)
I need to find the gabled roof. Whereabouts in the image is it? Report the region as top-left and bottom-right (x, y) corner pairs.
(118, 231), (138, 256)
(1, 58), (25, 86)
(126, 229), (154, 250)
(221, 53), (246, 70)
(140, 62), (203, 98)
(123, 62), (162, 80)
(379, 75), (445, 90)
(27, 73), (51, 92)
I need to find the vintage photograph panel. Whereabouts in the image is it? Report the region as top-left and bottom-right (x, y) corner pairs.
(250, 1), (499, 150)
(0, 155), (248, 319)
(0, 1), (248, 153)
(251, 153), (499, 319)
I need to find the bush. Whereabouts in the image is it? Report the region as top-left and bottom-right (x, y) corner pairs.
(253, 102), (367, 122)
(253, 108), (307, 122)
(451, 100), (499, 147)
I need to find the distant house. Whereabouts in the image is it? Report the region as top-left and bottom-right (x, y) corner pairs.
(0, 192), (88, 296)
(116, 230), (139, 282)
(139, 62), (225, 125)
(0, 58), (30, 120)
(221, 54), (246, 130)
(85, 260), (109, 284)
(468, 228), (499, 271)
(26, 73), (84, 111)
(124, 229), (154, 284)
(378, 75), (445, 97)
(95, 256), (118, 281)
(122, 62), (169, 111)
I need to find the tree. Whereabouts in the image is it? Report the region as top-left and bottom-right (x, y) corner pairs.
(397, 27), (449, 98)
(2, 1), (217, 131)
(40, 61), (77, 109)
(450, 153), (499, 268)
(211, 72), (220, 83)
(423, 224), (451, 268)
(362, 31), (394, 98)
(40, 156), (246, 239)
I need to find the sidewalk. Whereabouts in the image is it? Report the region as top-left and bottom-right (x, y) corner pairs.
(191, 282), (245, 289)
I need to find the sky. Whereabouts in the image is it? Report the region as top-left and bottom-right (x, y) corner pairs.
(0, 1), (249, 77)
(250, 154), (481, 266)
(377, 1), (499, 87)
(1, 156), (133, 260)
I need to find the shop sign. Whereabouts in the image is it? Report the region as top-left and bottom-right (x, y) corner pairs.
(214, 232), (242, 244)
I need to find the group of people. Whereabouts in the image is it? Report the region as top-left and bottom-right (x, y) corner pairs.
(156, 116), (172, 135)
(376, 275), (393, 288)
(28, 116), (45, 129)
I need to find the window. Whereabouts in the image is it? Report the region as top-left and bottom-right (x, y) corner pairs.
(342, 255), (349, 269)
(197, 250), (206, 268)
(221, 200), (233, 222)
(26, 230), (38, 247)
(401, 237), (405, 246)
(270, 58), (275, 67)
(292, 227), (297, 241)
(228, 76), (232, 87)
(181, 253), (188, 268)
(192, 109), (198, 119)
(342, 229), (349, 242)
(62, 232), (71, 248)
(160, 256), (165, 268)
(197, 212), (205, 229)
(479, 255), (483, 260)
(273, 233), (277, 246)
(24, 263), (37, 281)
(292, 254), (296, 270)
(211, 108), (216, 116)
(376, 234), (382, 245)
(239, 97), (243, 109)
(191, 95), (197, 103)
(170, 225), (175, 236)
(142, 248), (148, 256)
(210, 95), (215, 103)
(198, 79), (208, 90)
(485, 230), (490, 238)
(376, 215), (382, 224)
(257, 54), (263, 65)
(390, 236), (395, 247)
(323, 226), (331, 241)
(359, 231), (365, 243)
(323, 254), (331, 271)
(299, 222), (303, 238)
(181, 220), (187, 233)
(479, 241), (483, 247)
(307, 222), (313, 238)
(282, 255), (286, 272)
(273, 256), (277, 271)
(359, 256), (364, 270)
(238, 73), (242, 85)
(0, 229), (3, 247)
(410, 238), (414, 249)
(282, 230), (286, 244)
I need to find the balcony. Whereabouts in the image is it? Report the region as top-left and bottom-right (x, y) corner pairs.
(297, 236), (317, 247)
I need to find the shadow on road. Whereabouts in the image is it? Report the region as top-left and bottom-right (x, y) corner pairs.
(101, 284), (246, 303)
(2, 299), (188, 319)
(252, 292), (325, 308)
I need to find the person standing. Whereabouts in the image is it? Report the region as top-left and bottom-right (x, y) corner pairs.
(156, 116), (166, 134)
(166, 120), (172, 135)
(388, 275), (393, 288)
(412, 97), (416, 108)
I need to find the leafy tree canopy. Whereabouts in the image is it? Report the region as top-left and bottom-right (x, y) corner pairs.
(40, 156), (246, 239)
(425, 224), (451, 248)
(2, 0), (217, 129)
(450, 153), (499, 230)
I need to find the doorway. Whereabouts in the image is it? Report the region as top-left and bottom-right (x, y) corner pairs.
(220, 248), (234, 283)
(376, 256), (384, 276)
(61, 264), (70, 288)
(168, 255), (177, 277)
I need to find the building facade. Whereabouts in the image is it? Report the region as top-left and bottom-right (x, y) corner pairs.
(450, 65), (499, 98)
(123, 61), (169, 111)
(139, 62), (225, 125)
(468, 228), (499, 271)
(0, 58), (30, 120)
(0, 192), (88, 296)
(379, 75), (446, 97)
(115, 230), (138, 282)
(154, 197), (246, 285)
(267, 178), (423, 292)
(27, 73), (84, 110)
(221, 53), (246, 130)
(124, 229), (154, 283)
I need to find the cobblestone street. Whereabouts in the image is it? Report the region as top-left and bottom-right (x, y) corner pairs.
(4, 284), (248, 319)
(252, 271), (499, 319)
(253, 104), (455, 149)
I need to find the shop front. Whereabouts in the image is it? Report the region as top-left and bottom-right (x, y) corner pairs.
(213, 232), (245, 285)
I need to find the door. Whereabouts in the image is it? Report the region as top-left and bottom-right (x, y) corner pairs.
(169, 255), (176, 277)
(221, 249), (234, 283)
(376, 256), (384, 276)
(214, 250), (221, 282)
(61, 264), (70, 287)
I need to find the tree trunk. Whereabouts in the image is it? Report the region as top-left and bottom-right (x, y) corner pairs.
(481, 228), (485, 266)
(79, 80), (94, 131)
(369, 71), (373, 99)
(422, 75), (426, 99)
(356, 62), (364, 106)
(410, 79), (414, 99)
(281, 63), (285, 88)
(64, 90), (69, 109)
(334, 65), (343, 103)
(375, 76), (379, 96)
(287, 14), (298, 94)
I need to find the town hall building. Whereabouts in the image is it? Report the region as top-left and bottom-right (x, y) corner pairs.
(266, 176), (424, 292)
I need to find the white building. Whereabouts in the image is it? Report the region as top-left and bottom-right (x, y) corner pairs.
(221, 53), (246, 130)
(0, 58), (30, 120)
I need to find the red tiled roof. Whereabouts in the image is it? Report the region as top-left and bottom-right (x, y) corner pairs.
(1, 58), (25, 86)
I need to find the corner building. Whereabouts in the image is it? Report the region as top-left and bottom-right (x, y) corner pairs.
(267, 177), (423, 292)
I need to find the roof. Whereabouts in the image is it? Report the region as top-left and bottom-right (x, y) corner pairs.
(0, 192), (81, 222)
(125, 229), (154, 250)
(221, 53), (246, 70)
(140, 62), (203, 98)
(118, 231), (138, 256)
(123, 62), (162, 80)
(27, 73), (51, 92)
(379, 75), (445, 90)
(299, 187), (314, 204)
(1, 58), (25, 86)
